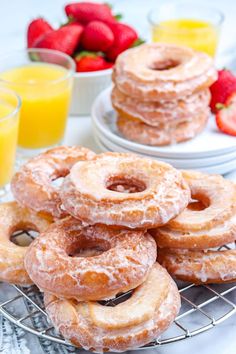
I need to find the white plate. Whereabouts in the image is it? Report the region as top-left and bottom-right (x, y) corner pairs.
(95, 135), (236, 175)
(94, 126), (236, 168)
(91, 87), (236, 159)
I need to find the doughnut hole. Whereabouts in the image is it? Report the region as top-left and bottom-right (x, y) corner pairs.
(188, 193), (210, 211)
(98, 290), (133, 307)
(65, 235), (113, 287)
(10, 226), (39, 247)
(51, 164), (79, 188)
(106, 176), (146, 193)
(50, 164), (75, 188)
(67, 236), (111, 258)
(149, 59), (180, 71)
(51, 176), (64, 188)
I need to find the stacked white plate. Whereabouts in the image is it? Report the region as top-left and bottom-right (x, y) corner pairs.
(91, 87), (236, 174)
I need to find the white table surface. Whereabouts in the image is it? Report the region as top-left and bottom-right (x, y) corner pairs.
(0, 1), (236, 353)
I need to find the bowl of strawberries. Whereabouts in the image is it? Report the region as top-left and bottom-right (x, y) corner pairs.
(27, 2), (143, 115)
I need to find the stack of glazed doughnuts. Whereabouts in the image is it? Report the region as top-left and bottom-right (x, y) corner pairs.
(8, 146), (192, 352)
(0, 146), (235, 352)
(112, 43), (217, 146)
(152, 170), (236, 284)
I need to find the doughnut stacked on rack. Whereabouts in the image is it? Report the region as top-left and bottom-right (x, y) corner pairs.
(0, 146), (235, 352)
(9, 146), (192, 352)
(152, 170), (236, 284)
(112, 43), (217, 146)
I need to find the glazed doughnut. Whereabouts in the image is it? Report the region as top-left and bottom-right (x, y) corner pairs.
(168, 171), (236, 231)
(112, 86), (211, 126)
(117, 111), (208, 146)
(24, 216), (157, 301)
(0, 201), (50, 285)
(11, 146), (95, 219)
(44, 263), (181, 352)
(153, 214), (236, 250)
(60, 152), (190, 228)
(152, 171), (236, 249)
(158, 248), (236, 284)
(113, 43), (217, 101)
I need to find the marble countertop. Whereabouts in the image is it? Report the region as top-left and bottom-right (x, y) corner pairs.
(0, 1), (235, 353)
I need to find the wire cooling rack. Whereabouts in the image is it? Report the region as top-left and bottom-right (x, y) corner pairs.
(0, 231), (235, 350)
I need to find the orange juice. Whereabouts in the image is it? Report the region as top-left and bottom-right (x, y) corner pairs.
(0, 64), (72, 149)
(0, 103), (19, 187)
(152, 19), (219, 57)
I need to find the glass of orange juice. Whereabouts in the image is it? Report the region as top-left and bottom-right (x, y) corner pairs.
(148, 2), (224, 57)
(0, 49), (75, 157)
(0, 88), (21, 194)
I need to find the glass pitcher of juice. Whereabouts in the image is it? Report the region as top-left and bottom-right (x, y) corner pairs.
(148, 2), (224, 57)
(0, 88), (21, 192)
(0, 49), (75, 156)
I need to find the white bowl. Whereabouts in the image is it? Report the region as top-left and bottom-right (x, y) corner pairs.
(70, 68), (112, 116)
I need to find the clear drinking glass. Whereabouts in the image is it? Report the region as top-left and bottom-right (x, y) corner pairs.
(148, 2), (224, 57)
(0, 48), (75, 157)
(0, 88), (21, 195)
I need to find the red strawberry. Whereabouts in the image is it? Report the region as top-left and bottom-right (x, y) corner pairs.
(34, 24), (84, 56)
(65, 2), (115, 25)
(27, 18), (53, 48)
(105, 22), (138, 61)
(81, 21), (114, 52)
(75, 51), (113, 72)
(210, 69), (236, 113)
(216, 92), (236, 136)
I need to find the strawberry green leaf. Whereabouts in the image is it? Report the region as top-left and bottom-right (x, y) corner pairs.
(114, 13), (123, 21)
(131, 38), (145, 48)
(28, 52), (41, 62)
(75, 51), (104, 60)
(216, 103), (226, 110)
(60, 15), (75, 27)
